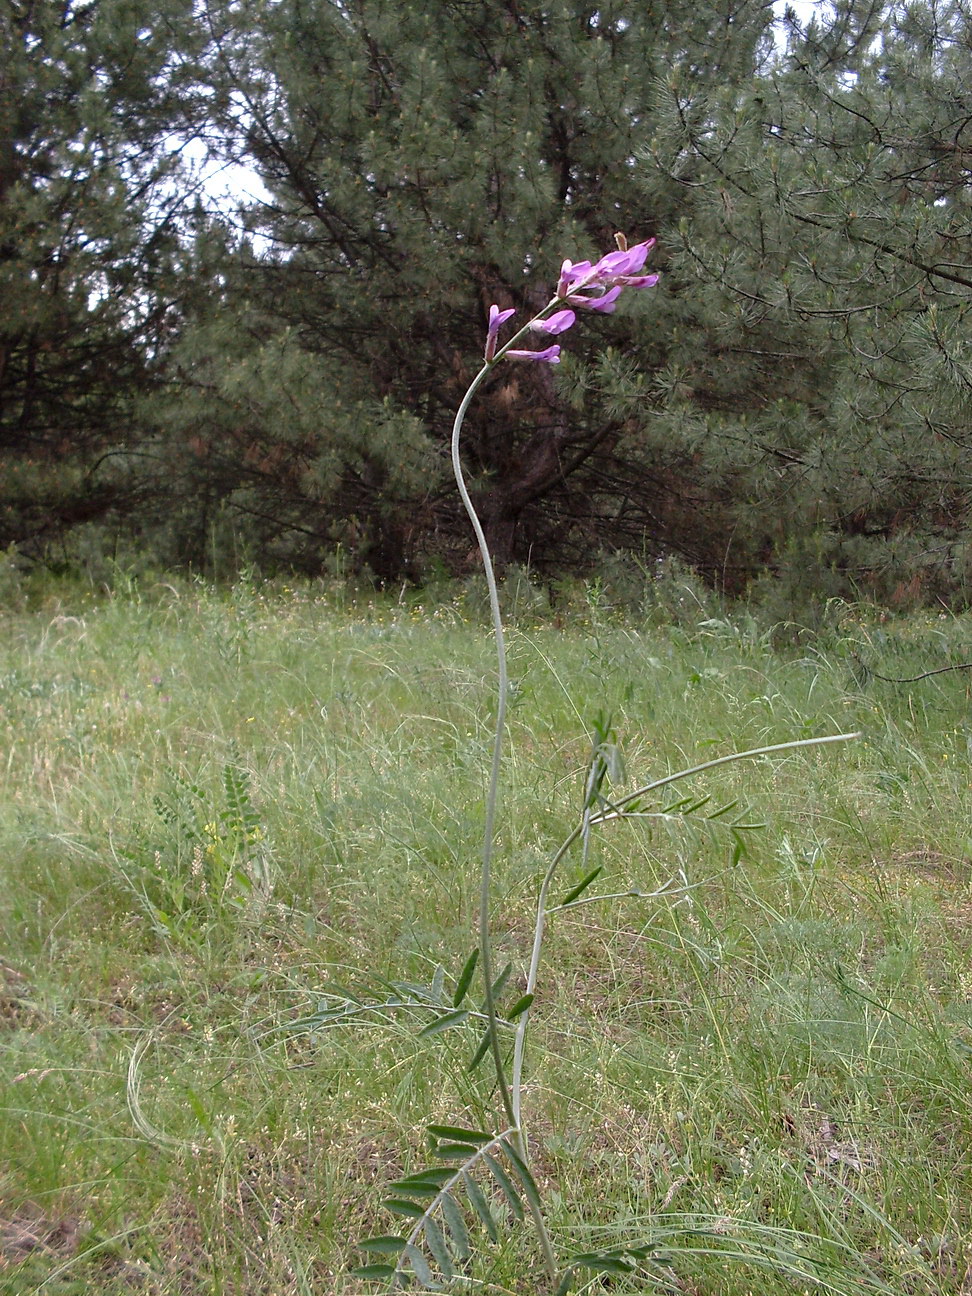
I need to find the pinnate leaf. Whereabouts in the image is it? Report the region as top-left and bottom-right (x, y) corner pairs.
(382, 1198), (426, 1218)
(351, 1262), (397, 1279)
(467, 1027), (491, 1071)
(487, 961), (513, 1002)
(358, 1235), (407, 1255)
(499, 1138), (543, 1216)
(440, 1191), (471, 1260)
(483, 1153), (524, 1220)
(434, 1142), (483, 1160)
(506, 992), (535, 1020)
(404, 1243), (434, 1287)
(422, 1215), (453, 1279)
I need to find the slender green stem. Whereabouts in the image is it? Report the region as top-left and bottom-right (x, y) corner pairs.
(450, 363), (517, 1134)
(447, 305), (563, 1127)
(451, 334), (562, 1285)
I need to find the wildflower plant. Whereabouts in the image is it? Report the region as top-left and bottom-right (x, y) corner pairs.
(345, 237), (859, 1292)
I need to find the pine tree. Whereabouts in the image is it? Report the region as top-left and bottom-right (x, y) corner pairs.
(161, 0), (971, 602)
(646, 0), (972, 602)
(173, 0), (780, 578)
(0, 0), (211, 552)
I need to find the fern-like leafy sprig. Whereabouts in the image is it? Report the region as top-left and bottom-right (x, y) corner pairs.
(354, 1124), (543, 1288)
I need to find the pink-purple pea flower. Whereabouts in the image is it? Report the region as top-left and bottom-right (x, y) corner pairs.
(559, 238), (659, 308)
(530, 309), (575, 334)
(484, 235), (658, 363)
(506, 344), (562, 364)
(485, 304), (517, 360)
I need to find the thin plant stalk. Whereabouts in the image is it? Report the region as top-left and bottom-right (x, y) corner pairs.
(448, 303), (570, 1121)
(450, 361), (516, 1133)
(451, 356), (561, 1285)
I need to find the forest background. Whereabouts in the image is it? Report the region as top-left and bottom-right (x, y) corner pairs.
(2, 0), (971, 612)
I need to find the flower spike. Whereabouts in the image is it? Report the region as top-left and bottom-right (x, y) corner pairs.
(484, 235), (657, 364)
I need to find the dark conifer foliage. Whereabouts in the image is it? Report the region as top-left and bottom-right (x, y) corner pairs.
(0, 0), (210, 551)
(5, 0), (971, 603)
(646, 0), (972, 601)
(168, 0), (778, 578)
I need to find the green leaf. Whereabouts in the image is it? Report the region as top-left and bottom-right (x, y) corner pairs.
(467, 1028), (491, 1072)
(383, 1198), (427, 1218)
(418, 1008), (470, 1038)
(392, 1168), (452, 1194)
(389, 1183), (442, 1199)
(559, 865), (603, 907)
(403, 1243), (434, 1287)
(483, 1153), (523, 1220)
(572, 1252), (641, 1274)
(358, 1235), (408, 1255)
(394, 979), (439, 1003)
(499, 1139), (543, 1216)
(434, 1142), (482, 1160)
(707, 798), (739, 819)
(506, 993), (535, 1021)
(680, 795), (712, 816)
(430, 963), (446, 1001)
(440, 1191), (471, 1261)
(351, 1262), (397, 1279)
(396, 1167), (454, 1186)
(423, 1215), (453, 1279)
(554, 1270), (575, 1296)
(426, 1124), (494, 1146)
(452, 949), (479, 1006)
(462, 1171), (498, 1242)
(487, 961), (513, 1002)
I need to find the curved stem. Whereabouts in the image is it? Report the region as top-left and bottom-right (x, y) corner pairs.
(451, 361), (517, 1133)
(450, 308), (572, 1289)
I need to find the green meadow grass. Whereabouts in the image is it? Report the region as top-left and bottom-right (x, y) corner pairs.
(2, 573), (972, 1293)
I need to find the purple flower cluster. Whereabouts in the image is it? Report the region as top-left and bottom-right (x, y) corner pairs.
(485, 236), (658, 364)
